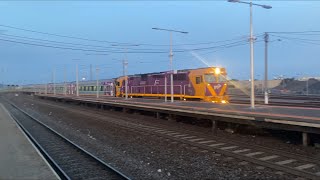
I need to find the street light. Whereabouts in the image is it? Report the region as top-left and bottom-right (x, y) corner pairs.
(228, 0), (272, 108)
(111, 44), (139, 100)
(52, 67), (56, 95)
(96, 67), (100, 98)
(152, 27), (188, 103)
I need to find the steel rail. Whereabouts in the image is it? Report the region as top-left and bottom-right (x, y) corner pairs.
(230, 99), (320, 108)
(4, 99), (130, 180)
(18, 96), (320, 180)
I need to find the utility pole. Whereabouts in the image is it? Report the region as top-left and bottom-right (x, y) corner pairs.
(53, 68), (56, 95)
(45, 82), (47, 95)
(123, 59), (128, 99)
(90, 64), (93, 81)
(76, 64), (79, 96)
(96, 66), (99, 98)
(306, 78), (309, 96)
(64, 65), (67, 96)
(264, 32), (269, 104)
(164, 74), (167, 102)
(249, 1), (255, 108)
(169, 32), (174, 102)
(152, 27), (188, 103)
(228, 0), (272, 108)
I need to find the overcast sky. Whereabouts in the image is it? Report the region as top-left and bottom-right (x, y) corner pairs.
(0, 1), (319, 84)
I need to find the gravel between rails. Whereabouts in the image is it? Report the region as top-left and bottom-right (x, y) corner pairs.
(3, 93), (314, 180)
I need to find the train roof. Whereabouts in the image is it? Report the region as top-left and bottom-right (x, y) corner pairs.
(77, 79), (114, 84)
(128, 66), (223, 77)
(46, 79), (114, 85)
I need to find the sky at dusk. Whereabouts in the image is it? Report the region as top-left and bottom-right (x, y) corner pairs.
(0, 1), (319, 84)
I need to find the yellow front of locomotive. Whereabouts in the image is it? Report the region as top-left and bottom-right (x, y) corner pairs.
(189, 67), (229, 103)
(115, 76), (126, 97)
(204, 67), (229, 103)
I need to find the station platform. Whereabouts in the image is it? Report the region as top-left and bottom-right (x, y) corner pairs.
(35, 94), (320, 133)
(0, 103), (59, 179)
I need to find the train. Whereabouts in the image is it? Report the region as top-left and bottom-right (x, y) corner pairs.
(24, 67), (229, 103)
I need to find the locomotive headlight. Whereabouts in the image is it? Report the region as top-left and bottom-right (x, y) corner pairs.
(215, 68), (221, 75)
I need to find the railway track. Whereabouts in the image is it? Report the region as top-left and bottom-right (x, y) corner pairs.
(37, 92), (320, 108)
(4, 99), (130, 180)
(229, 94), (320, 108)
(230, 99), (320, 108)
(14, 96), (320, 180)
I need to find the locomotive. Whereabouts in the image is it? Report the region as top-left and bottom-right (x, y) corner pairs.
(26, 67), (229, 103)
(115, 67), (228, 103)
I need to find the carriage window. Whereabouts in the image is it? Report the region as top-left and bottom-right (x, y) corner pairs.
(196, 76), (202, 84)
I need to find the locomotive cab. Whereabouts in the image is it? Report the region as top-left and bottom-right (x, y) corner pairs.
(203, 68), (229, 103)
(188, 67), (228, 103)
(115, 76), (126, 97)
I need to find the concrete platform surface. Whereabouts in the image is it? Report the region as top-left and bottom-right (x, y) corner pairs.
(0, 103), (59, 180)
(40, 94), (320, 128)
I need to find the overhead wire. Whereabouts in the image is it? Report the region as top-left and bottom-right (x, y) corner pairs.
(268, 31), (320, 34)
(0, 33), (179, 51)
(0, 23), (257, 47)
(269, 34), (320, 46)
(0, 35), (255, 53)
(0, 24), (133, 45)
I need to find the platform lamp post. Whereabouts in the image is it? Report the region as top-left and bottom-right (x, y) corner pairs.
(228, 0), (272, 108)
(152, 27), (188, 103)
(123, 59), (128, 99)
(64, 65), (67, 96)
(45, 81), (47, 95)
(76, 64), (79, 96)
(96, 67), (100, 98)
(53, 67), (56, 95)
(111, 44), (139, 100)
(84, 53), (109, 98)
(305, 73), (310, 96)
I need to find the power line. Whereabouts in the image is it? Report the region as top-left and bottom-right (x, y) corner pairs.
(187, 39), (250, 51)
(0, 37), (169, 53)
(270, 34), (320, 42)
(132, 34), (261, 47)
(270, 34), (320, 46)
(268, 31), (320, 35)
(0, 24), (132, 45)
(0, 33), (172, 51)
(0, 35), (255, 53)
(195, 40), (261, 56)
(0, 23), (255, 47)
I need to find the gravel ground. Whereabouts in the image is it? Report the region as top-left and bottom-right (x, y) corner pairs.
(2, 93), (316, 179)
